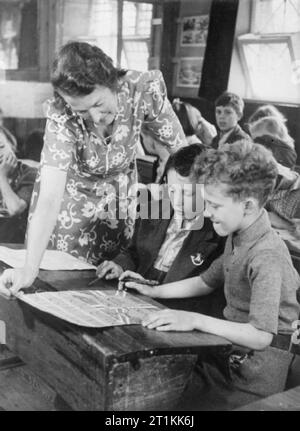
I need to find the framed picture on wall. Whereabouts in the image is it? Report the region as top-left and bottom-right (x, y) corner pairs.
(180, 15), (209, 47)
(177, 57), (203, 87)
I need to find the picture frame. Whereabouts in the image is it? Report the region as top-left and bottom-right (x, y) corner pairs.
(180, 15), (209, 47)
(176, 57), (203, 88)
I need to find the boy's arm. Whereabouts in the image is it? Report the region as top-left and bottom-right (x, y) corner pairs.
(143, 311), (273, 350)
(144, 249), (292, 351)
(124, 254), (225, 298)
(193, 315), (273, 350)
(126, 275), (215, 298)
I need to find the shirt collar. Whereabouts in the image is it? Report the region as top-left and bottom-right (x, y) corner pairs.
(232, 209), (271, 247)
(172, 214), (204, 231)
(218, 128), (234, 147)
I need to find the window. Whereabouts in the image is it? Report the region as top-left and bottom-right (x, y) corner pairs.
(59, 0), (154, 71)
(237, 0), (300, 104)
(121, 2), (153, 70)
(0, 0), (38, 72)
(252, 0), (300, 33)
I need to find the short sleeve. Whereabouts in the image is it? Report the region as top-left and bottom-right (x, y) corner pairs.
(201, 254), (224, 289)
(41, 100), (76, 171)
(139, 70), (186, 151)
(247, 251), (283, 334)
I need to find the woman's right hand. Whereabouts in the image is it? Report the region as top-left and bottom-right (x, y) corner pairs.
(0, 267), (38, 299)
(96, 260), (124, 280)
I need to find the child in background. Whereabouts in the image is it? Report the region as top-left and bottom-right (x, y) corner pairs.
(212, 91), (250, 149)
(172, 98), (217, 146)
(248, 104), (287, 125)
(123, 140), (300, 410)
(0, 126), (37, 242)
(249, 116), (296, 169)
(0, 107), (17, 155)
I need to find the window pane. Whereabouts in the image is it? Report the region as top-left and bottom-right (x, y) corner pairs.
(242, 40), (300, 103)
(122, 40), (149, 70)
(59, 0), (153, 70)
(0, 1), (22, 69)
(123, 2), (153, 37)
(0, 0), (38, 71)
(253, 0), (300, 33)
(122, 2), (153, 70)
(61, 0), (118, 64)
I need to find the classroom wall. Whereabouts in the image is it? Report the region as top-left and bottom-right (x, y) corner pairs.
(177, 0), (300, 164)
(172, 0), (213, 99)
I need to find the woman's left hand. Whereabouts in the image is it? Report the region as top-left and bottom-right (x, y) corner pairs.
(142, 309), (197, 332)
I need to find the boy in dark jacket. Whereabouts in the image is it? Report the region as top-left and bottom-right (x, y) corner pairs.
(212, 91), (250, 149)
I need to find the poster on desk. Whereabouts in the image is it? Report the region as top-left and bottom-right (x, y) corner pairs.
(18, 289), (160, 328)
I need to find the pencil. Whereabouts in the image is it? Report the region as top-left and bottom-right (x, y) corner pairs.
(87, 277), (99, 287)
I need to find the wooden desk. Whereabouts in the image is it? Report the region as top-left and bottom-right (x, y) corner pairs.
(0, 262), (231, 411)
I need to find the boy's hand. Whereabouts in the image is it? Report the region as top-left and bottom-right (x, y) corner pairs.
(96, 260), (123, 280)
(142, 309), (197, 332)
(119, 270), (157, 297)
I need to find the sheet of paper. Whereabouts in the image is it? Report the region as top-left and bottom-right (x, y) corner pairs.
(0, 247), (96, 271)
(18, 290), (160, 328)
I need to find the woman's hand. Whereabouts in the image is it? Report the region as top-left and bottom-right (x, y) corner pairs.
(119, 270), (158, 297)
(0, 267), (38, 299)
(96, 260), (124, 280)
(142, 309), (198, 331)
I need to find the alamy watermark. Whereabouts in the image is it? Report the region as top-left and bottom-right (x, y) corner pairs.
(92, 182), (205, 230)
(291, 320), (300, 346)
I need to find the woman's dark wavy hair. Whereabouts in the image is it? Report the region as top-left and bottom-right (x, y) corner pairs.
(160, 143), (206, 184)
(193, 140), (278, 207)
(51, 41), (127, 108)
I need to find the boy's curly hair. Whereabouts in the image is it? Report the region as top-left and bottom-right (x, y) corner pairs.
(193, 140), (278, 207)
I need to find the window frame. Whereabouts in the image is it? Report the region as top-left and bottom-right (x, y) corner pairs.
(237, 32), (300, 104)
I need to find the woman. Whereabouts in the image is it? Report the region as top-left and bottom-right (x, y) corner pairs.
(0, 41), (186, 296)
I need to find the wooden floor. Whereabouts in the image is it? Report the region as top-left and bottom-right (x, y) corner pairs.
(0, 346), (71, 411)
(235, 386), (300, 411)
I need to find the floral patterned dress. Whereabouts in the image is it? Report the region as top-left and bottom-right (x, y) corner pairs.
(28, 70), (186, 264)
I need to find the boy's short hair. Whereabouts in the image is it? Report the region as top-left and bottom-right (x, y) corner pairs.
(193, 140), (278, 207)
(160, 143), (206, 183)
(215, 91), (244, 118)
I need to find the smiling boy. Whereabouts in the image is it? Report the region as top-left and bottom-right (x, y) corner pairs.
(124, 141), (300, 409)
(212, 91), (250, 149)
